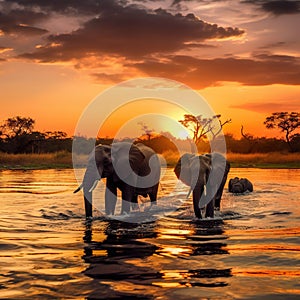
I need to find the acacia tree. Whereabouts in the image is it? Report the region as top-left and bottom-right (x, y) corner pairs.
(179, 114), (231, 148)
(0, 116), (35, 139)
(264, 112), (300, 152)
(137, 122), (155, 141)
(0, 116), (36, 153)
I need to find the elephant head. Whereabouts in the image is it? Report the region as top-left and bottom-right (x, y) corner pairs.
(228, 177), (253, 193)
(74, 142), (151, 218)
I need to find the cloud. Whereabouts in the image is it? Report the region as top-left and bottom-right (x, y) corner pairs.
(261, 0), (300, 15)
(129, 53), (300, 88)
(243, 0), (300, 15)
(230, 101), (300, 113)
(0, 10), (48, 36)
(5, 0), (134, 16)
(18, 4), (244, 61)
(91, 72), (128, 84)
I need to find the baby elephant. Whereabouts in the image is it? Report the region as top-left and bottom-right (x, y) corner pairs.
(228, 177), (253, 194)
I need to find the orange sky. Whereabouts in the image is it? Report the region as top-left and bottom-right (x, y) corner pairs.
(0, 0), (299, 140)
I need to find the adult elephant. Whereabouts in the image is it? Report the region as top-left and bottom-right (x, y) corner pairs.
(74, 142), (161, 218)
(228, 177), (253, 193)
(174, 152), (230, 219)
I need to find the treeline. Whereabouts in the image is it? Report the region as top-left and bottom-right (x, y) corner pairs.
(1, 131), (300, 154)
(137, 134), (300, 154)
(1, 116), (300, 154)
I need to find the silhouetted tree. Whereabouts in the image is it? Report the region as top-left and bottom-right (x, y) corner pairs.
(138, 122), (155, 141)
(264, 112), (300, 152)
(240, 125), (258, 153)
(0, 116), (35, 153)
(0, 116), (35, 139)
(179, 114), (231, 152)
(45, 131), (67, 140)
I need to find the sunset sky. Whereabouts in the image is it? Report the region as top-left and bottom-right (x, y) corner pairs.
(0, 0), (299, 139)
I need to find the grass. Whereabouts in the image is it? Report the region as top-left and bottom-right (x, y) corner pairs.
(226, 152), (300, 169)
(0, 151), (299, 170)
(161, 151), (300, 169)
(0, 151), (74, 170)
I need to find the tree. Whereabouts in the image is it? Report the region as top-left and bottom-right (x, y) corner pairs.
(179, 114), (231, 146)
(0, 116), (35, 153)
(264, 112), (300, 152)
(240, 125), (258, 153)
(44, 131), (67, 140)
(0, 116), (35, 139)
(137, 122), (155, 141)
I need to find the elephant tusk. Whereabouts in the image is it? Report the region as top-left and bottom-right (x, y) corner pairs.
(73, 183), (83, 193)
(203, 184), (207, 196)
(88, 180), (99, 193)
(186, 187), (192, 199)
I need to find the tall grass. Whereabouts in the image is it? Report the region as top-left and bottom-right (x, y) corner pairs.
(0, 151), (73, 169)
(160, 151), (300, 168)
(226, 152), (300, 168)
(0, 151), (299, 169)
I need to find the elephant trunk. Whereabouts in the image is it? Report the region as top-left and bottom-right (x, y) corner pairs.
(82, 164), (102, 218)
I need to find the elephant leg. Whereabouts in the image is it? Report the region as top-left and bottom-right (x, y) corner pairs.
(215, 175), (227, 209)
(192, 188), (202, 219)
(149, 183), (159, 205)
(121, 184), (134, 214)
(205, 198), (215, 218)
(105, 177), (117, 215)
(84, 195), (93, 218)
(215, 163), (230, 209)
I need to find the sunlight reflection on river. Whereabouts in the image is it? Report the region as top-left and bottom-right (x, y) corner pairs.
(0, 168), (299, 299)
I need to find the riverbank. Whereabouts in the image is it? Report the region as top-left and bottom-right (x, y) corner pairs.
(0, 151), (299, 170)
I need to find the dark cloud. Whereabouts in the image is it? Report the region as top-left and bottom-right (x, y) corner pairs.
(129, 53), (300, 88)
(231, 101), (300, 113)
(262, 0), (300, 15)
(18, 5), (244, 61)
(91, 73), (128, 84)
(259, 41), (287, 49)
(0, 10), (48, 36)
(243, 0), (300, 15)
(5, 0), (123, 15)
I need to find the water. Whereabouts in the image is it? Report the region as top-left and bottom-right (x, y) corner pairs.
(0, 168), (299, 299)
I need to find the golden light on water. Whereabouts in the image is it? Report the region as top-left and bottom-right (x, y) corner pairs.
(157, 228), (193, 240)
(159, 246), (192, 257)
(152, 281), (182, 288)
(232, 269), (300, 277)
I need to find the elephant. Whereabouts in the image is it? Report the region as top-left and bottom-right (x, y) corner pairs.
(228, 177), (253, 193)
(74, 142), (161, 218)
(174, 152), (230, 219)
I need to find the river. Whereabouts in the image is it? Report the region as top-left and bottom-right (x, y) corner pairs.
(0, 168), (299, 299)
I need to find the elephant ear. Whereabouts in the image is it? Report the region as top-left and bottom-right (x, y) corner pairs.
(111, 142), (145, 180)
(174, 153), (195, 186)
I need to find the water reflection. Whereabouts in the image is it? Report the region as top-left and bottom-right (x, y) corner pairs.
(188, 219), (229, 256)
(153, 218), (232, 289)
(82, 220), (160, 299)
(1, 168), (299, 299)
(81, 217), (232, 298)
